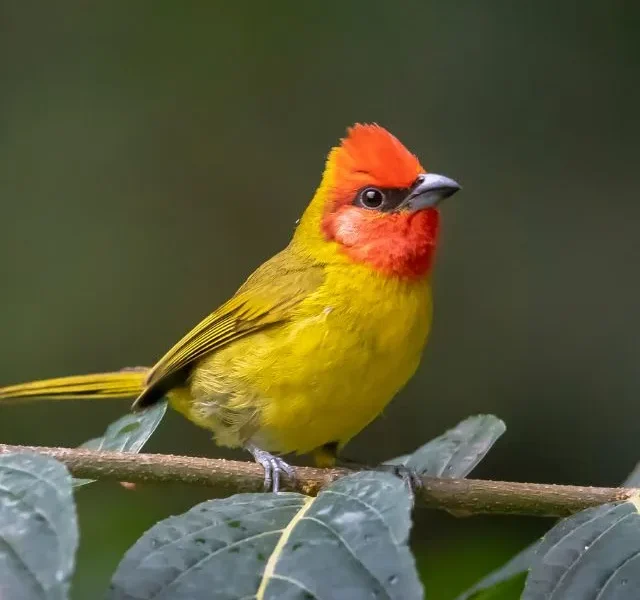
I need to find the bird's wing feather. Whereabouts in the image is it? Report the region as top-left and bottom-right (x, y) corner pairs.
(136, 248), (325, 406)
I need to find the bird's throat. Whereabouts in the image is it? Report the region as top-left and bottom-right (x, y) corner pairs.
(323, 207), (440, 279)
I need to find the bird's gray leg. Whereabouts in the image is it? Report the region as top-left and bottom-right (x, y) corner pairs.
(246, 444), (295, 493)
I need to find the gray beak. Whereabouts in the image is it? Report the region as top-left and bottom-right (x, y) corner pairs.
(399, 173), (461, 212)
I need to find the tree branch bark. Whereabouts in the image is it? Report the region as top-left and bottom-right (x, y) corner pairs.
(0, 443), (635, 518)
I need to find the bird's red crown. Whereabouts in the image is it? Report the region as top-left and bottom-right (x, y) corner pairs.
(328, 124), (424, 207)
(337, 123), (423, 186)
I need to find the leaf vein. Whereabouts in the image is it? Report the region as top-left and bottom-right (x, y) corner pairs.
(542, 504), (620, 558)
(0, 464), (66, 502)
(302, 516), (392, 600)
(270, 573), (320, 599)
(0, 533), (47, 598)
(147, 529), (282, 600)
(0, 483), (60, 551)
(322, 489), (401, 545)
(136, 502), (303, 569)
(548, 510), (634, 599)
(594, 547), (640, 600)
(257, 496), (314, 600)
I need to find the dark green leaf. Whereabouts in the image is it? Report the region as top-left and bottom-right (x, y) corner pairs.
(79, 401), (167, 453)
(387, 415), (505, 478)
(457, 459), (640, 599)
(522, 498), (640, 599)
(454, 507), (607, 600)
(0, 452), (78, 600)
(108, 471), (421, 600)
(74, 401), (167, 487)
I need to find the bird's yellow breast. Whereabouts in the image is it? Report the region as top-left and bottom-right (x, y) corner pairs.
(178, 264), (432, 455)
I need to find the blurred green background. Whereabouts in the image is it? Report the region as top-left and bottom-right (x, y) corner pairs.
(1, 2), (639, 598)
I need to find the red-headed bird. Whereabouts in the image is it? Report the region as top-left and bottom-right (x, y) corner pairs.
(0, 124), (460, 491)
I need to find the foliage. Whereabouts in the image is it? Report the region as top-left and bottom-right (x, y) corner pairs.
(73, 401), (167, 487)
(0, 453), (78, 600)
(108, 473), (421, 600)
(0, 411), (638, 599)
(456, 455), (640, 600)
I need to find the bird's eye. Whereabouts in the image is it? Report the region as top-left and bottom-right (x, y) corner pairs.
(358, 187), (385, 209)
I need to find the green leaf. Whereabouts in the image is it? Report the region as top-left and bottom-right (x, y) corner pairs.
(0, 452), (78, 600)
(387, 415), (506, 478)
(521, 496), (640, 599)
(454, 504), (628, 600)
(74, 401), (167, 487)
(456, 458), (640, 599)
(79, 401), (167, 453)
(107, 471), (422, 600)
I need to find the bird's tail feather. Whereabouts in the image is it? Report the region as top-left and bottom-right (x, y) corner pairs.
(0, 368), (149, 401)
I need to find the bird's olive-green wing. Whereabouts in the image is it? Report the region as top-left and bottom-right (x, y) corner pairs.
(133, 250), (324, 408)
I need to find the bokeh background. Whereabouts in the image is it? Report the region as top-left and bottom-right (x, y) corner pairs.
(2, 2), (639, 598)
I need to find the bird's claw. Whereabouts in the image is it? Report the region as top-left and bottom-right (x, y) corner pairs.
(247, 445), (295, 493)
(379, 464), (422, 502)
(336, 458), (422, 502)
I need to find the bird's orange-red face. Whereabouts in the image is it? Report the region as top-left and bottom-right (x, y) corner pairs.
(321, 124), (460, 279)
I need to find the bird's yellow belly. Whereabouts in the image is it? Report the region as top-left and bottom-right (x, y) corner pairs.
(256, 324), (426, 454)
(179, 271), (432, 455)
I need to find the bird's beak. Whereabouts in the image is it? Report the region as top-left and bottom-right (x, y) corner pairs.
(398, 173), (461, 212)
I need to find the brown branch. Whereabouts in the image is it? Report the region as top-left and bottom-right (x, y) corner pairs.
(0, 443), (635, 518)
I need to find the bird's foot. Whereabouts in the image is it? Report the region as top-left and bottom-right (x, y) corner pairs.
(378, 464), (422, 502)
(246, 445), (295, 493)
(335, 457), (421, 502)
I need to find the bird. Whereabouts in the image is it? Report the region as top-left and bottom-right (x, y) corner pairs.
(0, 124), (460, 492)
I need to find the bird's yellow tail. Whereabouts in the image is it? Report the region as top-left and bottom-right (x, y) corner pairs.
(0, 369), (149, 401)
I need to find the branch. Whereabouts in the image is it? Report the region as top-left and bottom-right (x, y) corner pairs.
(0, 443), (635, 518)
